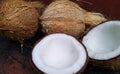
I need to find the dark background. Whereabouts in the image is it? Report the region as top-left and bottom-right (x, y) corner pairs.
(0, 0), (120, 74)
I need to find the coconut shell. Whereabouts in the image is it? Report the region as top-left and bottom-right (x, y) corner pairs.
(40, 0), (86, 38)
(89, 56), (120, 70)
(0, 0), (43, 41)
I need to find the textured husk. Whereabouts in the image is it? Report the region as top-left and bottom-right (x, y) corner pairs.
(89, 56), (120, 70)
(41, 19), (85, 38)
(0, 0), (43, 41)
(40, 0), (86, 38)
(40, 0), (107, 38)
(85, 12), (107, 26)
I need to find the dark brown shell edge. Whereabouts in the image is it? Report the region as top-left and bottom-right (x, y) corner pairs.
(89, 56), (120, 70)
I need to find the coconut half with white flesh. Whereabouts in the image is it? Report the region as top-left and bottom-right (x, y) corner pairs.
(32, 33), (87, 74)
(82, 21), (120, 70)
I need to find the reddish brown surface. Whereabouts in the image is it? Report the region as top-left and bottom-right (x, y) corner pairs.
(79, 0), (120, 19)
(0, 0), (120, 74)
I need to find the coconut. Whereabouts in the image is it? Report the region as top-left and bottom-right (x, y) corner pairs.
(0, 0), (43, 42)
(32, 33), (88, 74)
(40, 0), (106, 38)
(82, 21), (120, 70)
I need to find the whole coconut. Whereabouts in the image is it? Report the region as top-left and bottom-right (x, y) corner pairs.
(40, 0), (106, 38)
(0, 0), (43, 42)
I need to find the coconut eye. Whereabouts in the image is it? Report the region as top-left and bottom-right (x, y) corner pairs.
(32, 33), (87, 74)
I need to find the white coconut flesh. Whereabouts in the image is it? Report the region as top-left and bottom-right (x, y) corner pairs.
(32, 33), (87, 74)
(82, 21), (120, 60)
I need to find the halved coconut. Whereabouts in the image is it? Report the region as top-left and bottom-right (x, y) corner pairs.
(32, 33), (87, 74)
(82, 21), (120, 70)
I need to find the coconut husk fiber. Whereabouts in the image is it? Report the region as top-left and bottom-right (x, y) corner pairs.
(0, 0), (43, 42)
(40, 0), (106, 38)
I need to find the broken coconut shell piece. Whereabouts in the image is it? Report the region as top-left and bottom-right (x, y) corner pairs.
(0, 0), (43, 42)
(40, 0), (106, 38)
(32, 33), (87, 74)
(82, 21), (120, 70)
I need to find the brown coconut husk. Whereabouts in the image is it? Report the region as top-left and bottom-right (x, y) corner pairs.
(0, 0), (43, 42)
(85, 12), (107, 26)
(89, 56), (120, 70)
(40, 0), (87, 38)
(40, 0), (106, 38)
